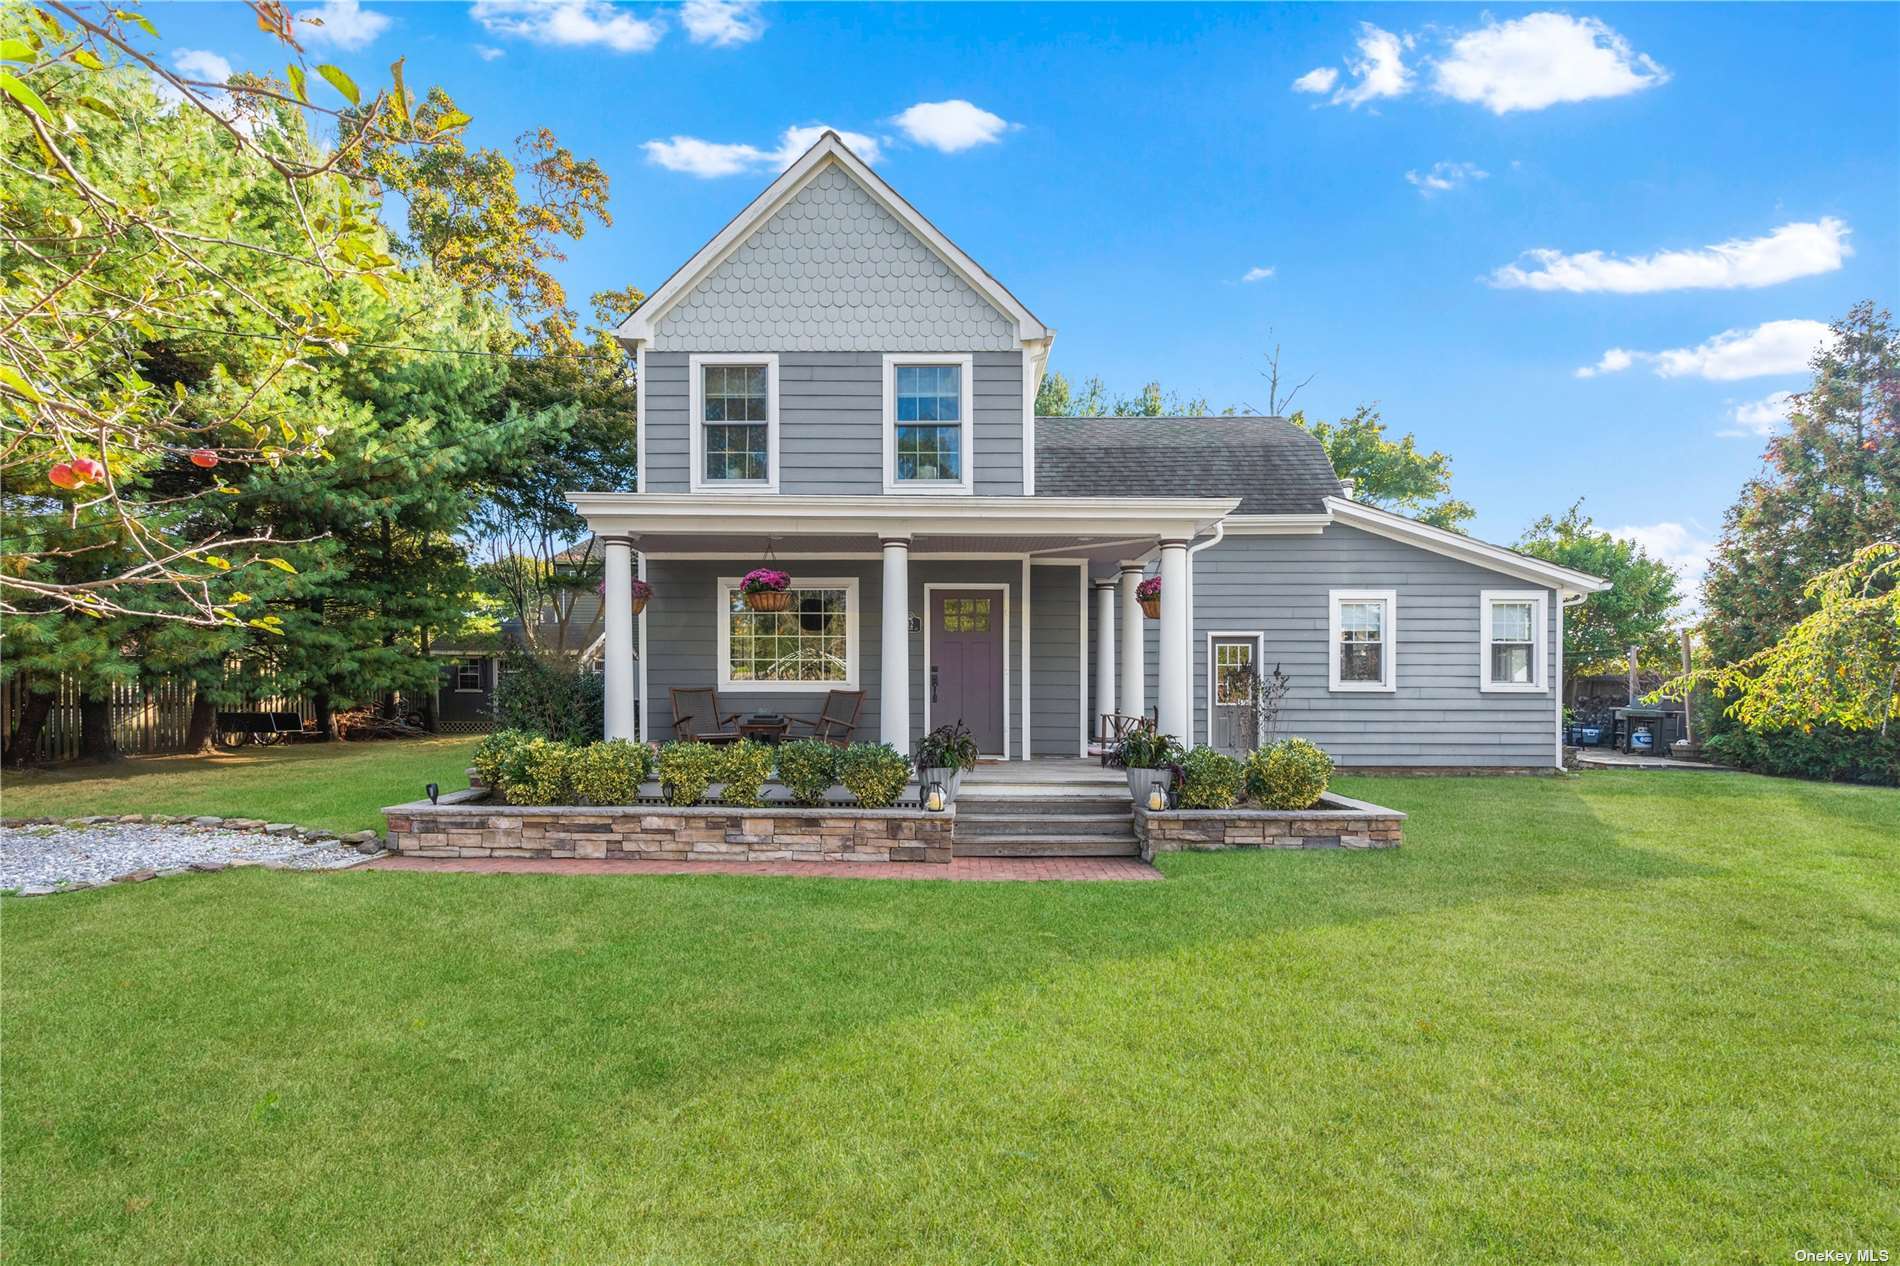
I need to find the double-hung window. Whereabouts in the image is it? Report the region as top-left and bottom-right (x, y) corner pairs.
(883, 354), (973, 493)
(1329, 590), (1397, 692)
(717, 576), (860, 692)
(1480, 591), (1548, 692)
(453, 659), (483, 692)
(690, 354), (778, 491)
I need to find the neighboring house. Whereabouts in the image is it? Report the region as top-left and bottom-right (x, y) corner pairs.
(574, 132), (1608, 769)
(429, 586), (614, 733)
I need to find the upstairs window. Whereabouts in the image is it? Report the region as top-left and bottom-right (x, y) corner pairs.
(1481, 591), (1548, 692)
(883, 354), (973, 493)
(1329, 590), (1397, 692)
(690, 354), (778, 491)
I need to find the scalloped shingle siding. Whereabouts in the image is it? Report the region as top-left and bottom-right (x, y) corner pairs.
(653, 165), (1019, 352)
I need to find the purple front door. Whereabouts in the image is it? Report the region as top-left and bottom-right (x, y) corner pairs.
(931, 589), (1005, 755)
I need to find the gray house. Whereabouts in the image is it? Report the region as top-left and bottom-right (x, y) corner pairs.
(573, 132), (1607, 770)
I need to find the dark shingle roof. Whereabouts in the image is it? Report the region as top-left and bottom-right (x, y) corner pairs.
(1034, 415), (1343, 514)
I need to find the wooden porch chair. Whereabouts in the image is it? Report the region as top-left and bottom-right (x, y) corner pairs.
(1094, 709), (1158, 768)
(670, 687), (742, 743)
(786, 689), (864, 748)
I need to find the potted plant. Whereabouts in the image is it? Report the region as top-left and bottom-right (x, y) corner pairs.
(740, 567), (792, 612)
(914, 721), (979, 805)
(1136, 575), (1162, 618)
(596, 578), (656, 616)
(1118, 727), (1181, 808)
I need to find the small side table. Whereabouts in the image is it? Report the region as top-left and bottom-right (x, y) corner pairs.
(739, 718), (790, 744)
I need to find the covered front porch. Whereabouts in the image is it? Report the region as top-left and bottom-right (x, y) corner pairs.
(568, 493), (1237, 758)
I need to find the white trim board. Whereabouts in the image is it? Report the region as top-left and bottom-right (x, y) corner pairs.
(714, 574), (861, 693)
(618, 133), (1048, 347)
(1203, 630), (1265, 750)
(881, 353), (975, 495)
(1478, 589), (1551, 694)
(688, 353), (780, 495)
(1326, 497), (1609, 595)
(921, 582), (1011, 761)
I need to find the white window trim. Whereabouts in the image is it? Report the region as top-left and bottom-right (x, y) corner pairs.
(452, 659), (484, 694)
(716, 575), (860, 693)
(1479, 589), (1549, 694)
(1328, 589), (1398, 693)
(1204, 631), (1266, 748)
(881, 353), (974, 495)
(689, 353), (780, 494)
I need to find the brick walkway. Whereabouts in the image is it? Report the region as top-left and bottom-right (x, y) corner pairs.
(367, 856), (1161, 882)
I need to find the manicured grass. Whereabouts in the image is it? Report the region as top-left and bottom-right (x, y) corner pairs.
(0, 737), (480, 835)
(4, 771), (1897, 1263)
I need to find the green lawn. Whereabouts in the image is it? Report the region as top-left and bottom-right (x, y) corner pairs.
(4, 770), (1897, 1263)
(0, 736), (480, 834)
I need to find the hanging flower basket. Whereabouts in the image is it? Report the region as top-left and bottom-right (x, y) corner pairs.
(740, 568), (792, 612)
(629, 579), (653, 616)
(1136, 575), (1162, 619)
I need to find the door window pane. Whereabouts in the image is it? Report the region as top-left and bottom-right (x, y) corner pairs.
(942, 597), (991, 633)
(1214, 642), (1255, 704)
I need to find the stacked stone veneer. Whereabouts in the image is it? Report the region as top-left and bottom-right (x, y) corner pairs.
(1134, 793), (1404, 861)
(384, 792), (953, 864)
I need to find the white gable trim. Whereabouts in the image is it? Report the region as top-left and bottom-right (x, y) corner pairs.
(1324, 497), (1611, 596)
(618, 132), (1049, 347)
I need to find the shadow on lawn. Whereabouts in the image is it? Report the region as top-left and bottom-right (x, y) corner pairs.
(1, 773), (1718, 1262)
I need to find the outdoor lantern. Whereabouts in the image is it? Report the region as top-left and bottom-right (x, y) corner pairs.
(1147, 787), (1167, 812)
(426, 782), (440, 805)
(925, 782), (946, 813)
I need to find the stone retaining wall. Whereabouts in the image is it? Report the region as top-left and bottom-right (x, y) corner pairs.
(383, 791), (954, 864)
(1134, 793), (1404, 861)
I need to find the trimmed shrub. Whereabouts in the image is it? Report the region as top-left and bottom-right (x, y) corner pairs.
(1702, 724), (1899, 786)
(504, 737), (577, 806)
(715, 739), (774, 807)
(656, 741), (721, 806)
(471, 728), (533, 790)
(776, 740), (839, 806)
(569, 740), (652, 806)
(1246, 737), (1334, 810)
(837, 743), (912, 808)
(1178, 745), (1244, 809)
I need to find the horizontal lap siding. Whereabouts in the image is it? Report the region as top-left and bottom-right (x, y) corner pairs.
(642, 351), (1024, 496)
(1189, 525), (1559, 768)
(1030, 563), (1083, 757)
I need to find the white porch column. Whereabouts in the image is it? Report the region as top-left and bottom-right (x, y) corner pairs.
(1119, 564), (1145, 721)
(1093, 580), (1117, 732)
(1157, 539), (1190, 745)
(880, 536), (911, 749)
(601, 535), (637, 741)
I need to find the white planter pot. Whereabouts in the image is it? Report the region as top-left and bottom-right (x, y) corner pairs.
(919, 767), (962, 804)
(1127, 767), (1171, 808)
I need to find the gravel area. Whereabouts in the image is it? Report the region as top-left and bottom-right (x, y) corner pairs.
(2, 820), (377, 892)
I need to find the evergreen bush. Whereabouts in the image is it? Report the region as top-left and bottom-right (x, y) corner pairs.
(837, 743), (912, 808)
(656, 741), (721, 806)
(775, 740), (839, 806)
(1178, 746), (1244, 809)
(715, 739), (774, 807)
(1245, 738), (1334, 810)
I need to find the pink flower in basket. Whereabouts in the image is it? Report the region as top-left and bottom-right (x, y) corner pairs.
(596, 580), (656, 600)
(740, 568), (791, 594)
(1136, 576), (1162, 600)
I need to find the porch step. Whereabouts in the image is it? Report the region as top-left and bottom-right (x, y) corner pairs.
(953, 811), (1135, 841)
(952, 835), (1141, 859)
(953, 794), (1131, 816)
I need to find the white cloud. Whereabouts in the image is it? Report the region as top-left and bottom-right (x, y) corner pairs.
(1719, 390), (1796, 438)
(473, 43), (505, 60)
(1432, 13), (1667, 114)
(1574, 348), (1635, 379)
(643, 124), (882, 178)
(1330, 23), (1414, 108)
(471, 0), (662, 53)
(1612, 521), (1713, 597)
(1240, 266), (1276, 283)
(1291, 66), (1338, 94)
(1491, 219), (1852, 293)
(1576, 320), (1832, 382)
(680, 0), (763, 46)
(154, 48), (232, 111)
(1653, 320), (1831, 381)
(294, 0), (390, 51)
(893, 100), (1013, 153)
(1406, 160), (1487, 196)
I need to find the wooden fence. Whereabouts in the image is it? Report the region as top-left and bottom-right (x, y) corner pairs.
(1, 672), (315, 763)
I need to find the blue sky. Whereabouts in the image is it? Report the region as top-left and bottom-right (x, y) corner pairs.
(153, 1), (1898, 593)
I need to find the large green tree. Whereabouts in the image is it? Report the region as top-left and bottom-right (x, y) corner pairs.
(1516, 501), (1683, 695)
(1290, 404), (1473, 530)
